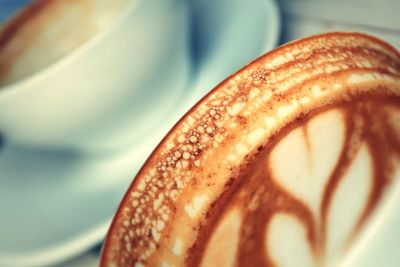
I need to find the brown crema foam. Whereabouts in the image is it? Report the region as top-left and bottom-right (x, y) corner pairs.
(0, 0), (48, 51)
(187, 94), (400, 267)
(100, 32), (400, 267)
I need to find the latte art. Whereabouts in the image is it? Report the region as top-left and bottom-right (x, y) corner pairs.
(100, 33), (400, 267)
(190, 98), (400, 267)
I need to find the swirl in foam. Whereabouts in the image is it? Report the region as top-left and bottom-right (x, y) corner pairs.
(100, 32), (400, 267)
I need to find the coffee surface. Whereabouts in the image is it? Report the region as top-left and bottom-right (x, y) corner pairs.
(100, 33), (400, 267)
(0, 0), (129, 87)
(189, 95), (400, 267)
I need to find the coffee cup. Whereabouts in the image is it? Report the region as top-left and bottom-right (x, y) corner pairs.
(100, 32), (400, 267)
(0, 0), (191, 153)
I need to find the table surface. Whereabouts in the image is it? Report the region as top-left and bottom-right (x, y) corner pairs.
(0, 0), (399, 266)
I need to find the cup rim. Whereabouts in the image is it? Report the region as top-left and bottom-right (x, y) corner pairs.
(0, 0), (145, 99)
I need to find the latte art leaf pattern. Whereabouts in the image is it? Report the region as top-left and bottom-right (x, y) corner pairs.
(100, 33), (400, 267)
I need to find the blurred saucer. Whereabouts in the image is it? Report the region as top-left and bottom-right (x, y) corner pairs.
(0, 0), (280, 266)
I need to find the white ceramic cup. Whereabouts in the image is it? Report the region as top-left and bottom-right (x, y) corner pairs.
(0, 0), (191, 153)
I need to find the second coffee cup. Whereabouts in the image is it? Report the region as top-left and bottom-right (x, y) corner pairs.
(0, 0), (191, 153)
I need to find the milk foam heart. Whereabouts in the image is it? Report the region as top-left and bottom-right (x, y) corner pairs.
(100, 32), (400, 267)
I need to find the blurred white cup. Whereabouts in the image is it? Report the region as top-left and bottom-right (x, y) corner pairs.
(0, 0), (191, 153)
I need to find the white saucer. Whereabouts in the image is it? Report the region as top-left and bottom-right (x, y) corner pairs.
(0, 0), (280, 266)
